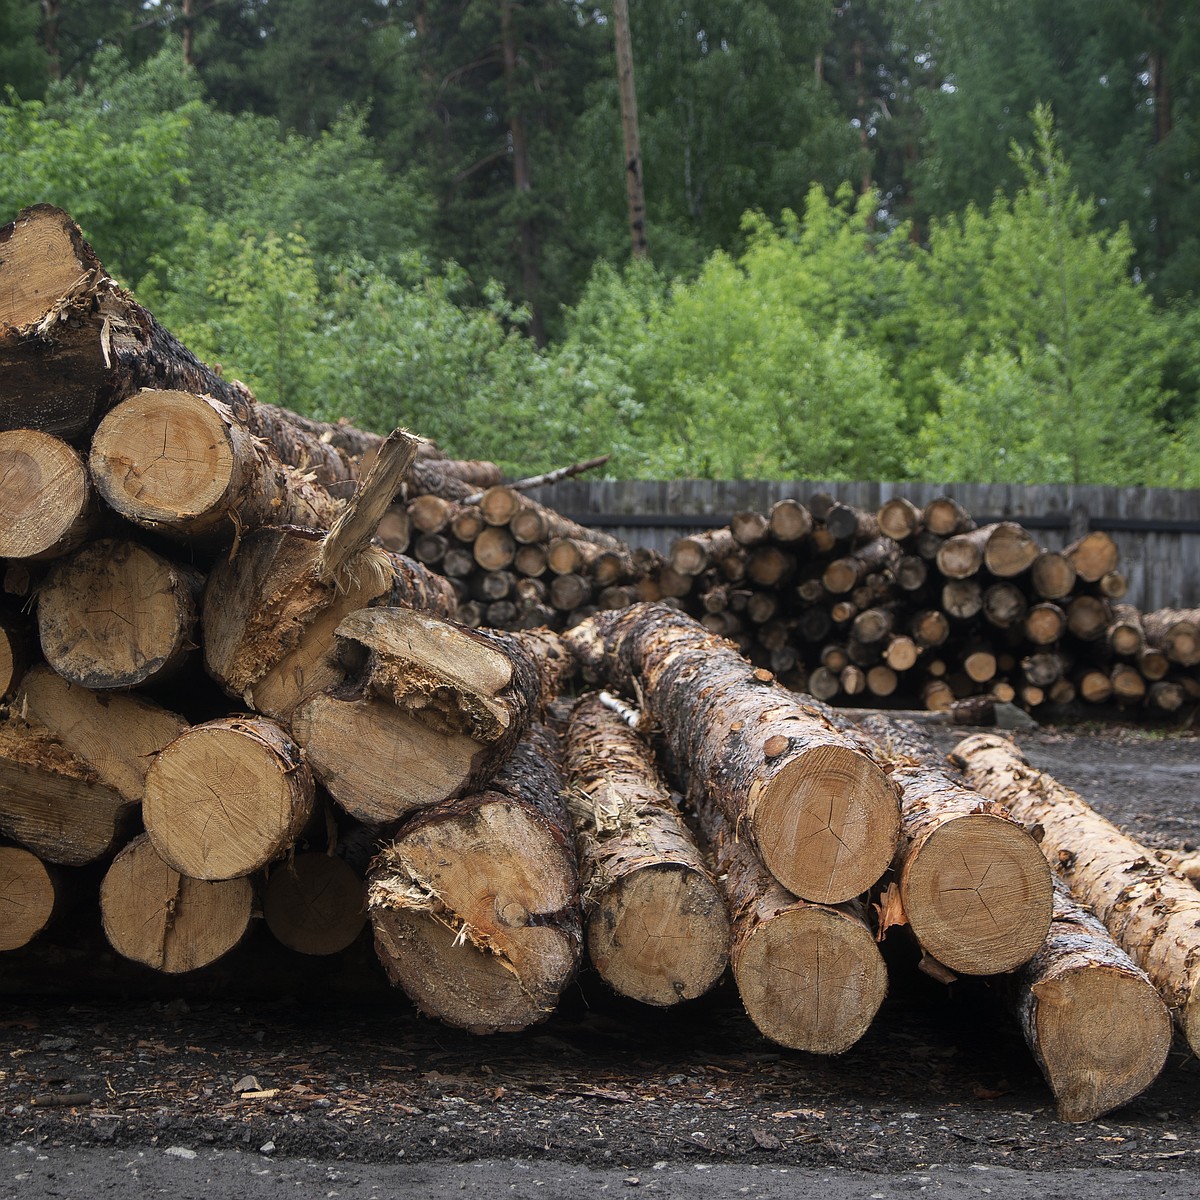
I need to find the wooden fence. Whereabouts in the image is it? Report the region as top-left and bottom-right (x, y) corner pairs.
(536, 479), (1200, 611)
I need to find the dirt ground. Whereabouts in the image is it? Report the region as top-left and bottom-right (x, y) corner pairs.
(2, 722), (1200, 1187)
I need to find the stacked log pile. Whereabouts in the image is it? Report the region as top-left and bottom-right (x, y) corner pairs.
(3, 204), (1199, 1126)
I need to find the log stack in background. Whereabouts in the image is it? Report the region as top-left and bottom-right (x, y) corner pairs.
(2, 204), (1199, 1126)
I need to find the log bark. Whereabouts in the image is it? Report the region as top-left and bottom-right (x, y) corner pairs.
(143, 715), (316, 881)
(1014, 880), (1171, 1123)
(99, 833), (254, 973)
(0, 610), (33, 699)
(367, 721), (581, 1033)
(0, 430), (95, 559)
(263, 852), (368, 956)
(90, 389), (342, 545)
(698, 801), (886, 1053)
(563, 604), (901, 904)
(0, 846), (61, 950)
(858, 717), (1052, 976)
(37, 538), (202, 690)
(563, 693), (728, 1006)
(952, 733), (1200, 1054)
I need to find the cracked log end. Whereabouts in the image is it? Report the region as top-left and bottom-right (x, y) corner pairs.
(0, 430), (92, 560)
(100, 833), (253, 973)
(753, 743), (900, 905)
(902, 812), (1053, 976)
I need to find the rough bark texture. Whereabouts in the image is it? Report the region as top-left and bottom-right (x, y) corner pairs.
(1014, 880), (1172, 1123)
(367, 722), (581, 1033)
(562, 604), (901, 905)
(952, 732), (1200, 1055)
(858, 717), (1052, 976)
(563, 693), (729, 1007)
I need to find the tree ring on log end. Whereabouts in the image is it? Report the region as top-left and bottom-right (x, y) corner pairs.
(733, 903), (886, 1053)
(0, 846), (56, 950)
(753, 745), (899, 905)
(902, 813), (1052, 975)
(587, 863), (729, 1007)
(264, 852), (367, 956)
(0, 431), (89, 559)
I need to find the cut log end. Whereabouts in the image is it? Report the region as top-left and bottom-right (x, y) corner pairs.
(902, 813), (1052, 975)
(1, 205), (94, 330)
(264, 853), (367, 956)
(0, 431), (91, 560)
(0, 846), (57, 950)
(734, 902), (887, 1053)
(754, 745), (900, 905)
(1033, 966), (1172, 1123)
(587, 864), (729, 1007)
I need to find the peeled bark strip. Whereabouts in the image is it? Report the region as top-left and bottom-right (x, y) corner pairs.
(100, 833), (254, 973)
(700, 801), (885, 1053)
(143, 716), (315, 881)
(202, 432), (456, 720)
(564, 693), (729, 1006)
(0, 846), (60, 950)
(953, 733), (1200, 1054)
(1014, 881), (1171, 1123)
(0, 430), (95, 559)
(264, 852), (368, 956)
(0, 718), (135, 864)
(16, 664), (186, 800)
(38, 538), (202, 690)
(563, 604), (901, 905)
(367, 722), (581, 1033)
(859, 717), (1052, 976)
(90, 389), (342, 544)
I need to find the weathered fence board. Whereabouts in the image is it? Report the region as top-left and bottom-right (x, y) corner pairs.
(537, 480), (1200, 610)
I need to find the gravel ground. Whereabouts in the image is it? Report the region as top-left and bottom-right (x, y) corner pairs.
(2, 722), (1199, 1190)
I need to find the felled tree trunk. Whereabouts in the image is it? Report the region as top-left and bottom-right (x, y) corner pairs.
(953, 733), (1200, 1054)
(367, 722), (581, 1033)
(563, 604), (900, 905)
(0, 430), (96, 559)
(263, 851), (368, 957)
(1014, 881), (1171, 1123)
(563, 693), (729, 1006)
(0, 846), (62, 950)
(699, 801), (886, 1053)
(143, 716), (316, 881)
(90, 389), (343, 545)
(1142, 608), (1200, 666)
(858, 717), (1052, 976)
(38, 538), (202, 690)
(292, 611), (570, 826)
(99, 833), (254, 973)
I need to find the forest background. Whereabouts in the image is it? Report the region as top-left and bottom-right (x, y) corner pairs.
(2, 0), (1199, 485)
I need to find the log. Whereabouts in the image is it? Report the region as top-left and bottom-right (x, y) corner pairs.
(1066, 595), (1110, 641)
(941, 579), (983, 620)
(859, 718), (1052, 976)
(0, 846), (61, 950)
(1030, 551), (1077, 601)
(698, 801), (886, 1053)
(472, 525), (517, 571)
(89, 389), (342, 544)
(767, 498), (812, 543)
(1014, 880), (1171, 1123)
(459, 455), (607, 505)
(952, 733), (1200, 1054)
(936, 526), (988, 578)
(1065, 531), (1119, 583)
(375, 504), (411, 553)
(202, 430), (457, 720)
(825, 502), (879, 543)
(1142, 608), (1200, 666)
(923, 496), (973, 536)
(99, 833), (254, 973)
(982, 582), (1027, 629)
(37, 538), (202, 690)
(143, 715), (316, 881)
(746, 545), (794, 587)
(1099, 570), (1127, 600)
(730, 509), (769, 546)
(823, 537), (899, 595)
(563, 604), (900, 904)
(367, 721), (581, 1033)
(0, 718), (135, 864)
(546, 537), (600, 576)
(263, 851), (368, 956)
(0, 430), (95, 559)
(669, 528), (743, 577)
(983, 521), (1040, 577)
(564, 693), (729, 1006)
(0, 610), (33, 699)
(1024, 602), (1067, 646)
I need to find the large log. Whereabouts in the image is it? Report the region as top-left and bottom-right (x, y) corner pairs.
(952, 733), (1200, 1054)
(858, 717), (1052, 976)
(37, 538), (202, 690)
(90, 389), (342, 544)
(367, 721), (581, 1033)
(143, 715), (316, 881)
(563, 604), (900, 904)
(563, 693), (729, 1006)
(0, 430), (96, 560)
(1014, 880), (1171, 1123)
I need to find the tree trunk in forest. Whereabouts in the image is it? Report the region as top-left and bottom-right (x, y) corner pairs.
(90, 390), (343, 545)
(100, 834), (254, 973)
(367, 722), (581, 1033)
(143, 716), (316, 881)
(858, 717), (1052, 976)
(563, 693), (728, 1006)
(952, 733), (1200, 1055)
(38, 539), (202, 690)
(563, 603), (901, 904)
(0, 430), (96, 559)
(613, 0), (648, 259)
